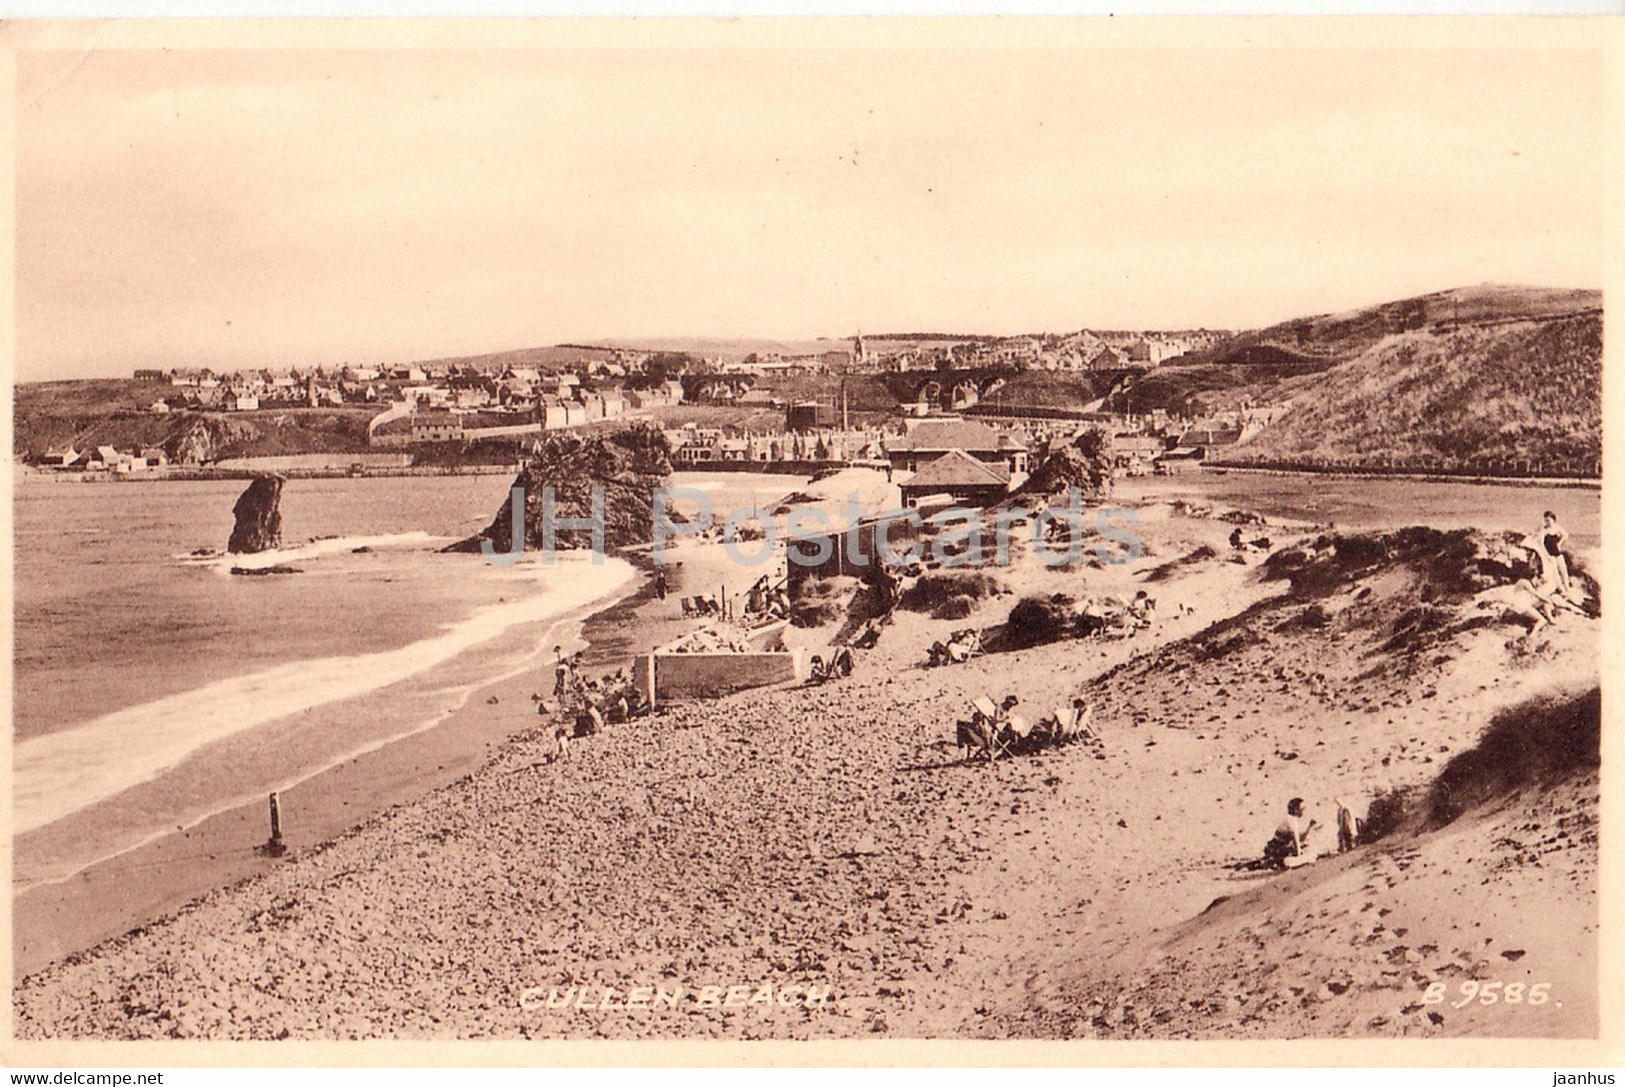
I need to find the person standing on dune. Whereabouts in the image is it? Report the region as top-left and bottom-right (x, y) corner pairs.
(1539, 510), (1572, 593)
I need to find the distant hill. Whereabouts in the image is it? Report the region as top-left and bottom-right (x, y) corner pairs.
(411, 344), (616, 374)
(1228, 307), (1601, 474)
(1127, 285), (1601, 475)
(1192, 284), (1597, 366)
(576, 336), (844, 360)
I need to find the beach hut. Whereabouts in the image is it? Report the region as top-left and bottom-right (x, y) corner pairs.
(898, 449), (1012, 509)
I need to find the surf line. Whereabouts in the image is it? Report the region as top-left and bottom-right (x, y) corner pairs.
(14, 556), (635, 835)
(14, 615), (578, 894)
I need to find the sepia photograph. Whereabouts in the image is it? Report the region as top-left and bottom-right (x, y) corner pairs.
(3, 18), (1612, 1056)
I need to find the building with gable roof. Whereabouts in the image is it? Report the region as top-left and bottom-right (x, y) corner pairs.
(898, 448), (1012, 508)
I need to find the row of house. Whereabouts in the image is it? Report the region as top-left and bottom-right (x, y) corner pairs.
(400, 381), (686, 444)
(34, 445), (169, 473)
(144, 361), (686, 422)
(663, 425), (888, 466)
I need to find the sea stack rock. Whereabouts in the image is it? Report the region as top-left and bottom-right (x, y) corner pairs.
(228, 474), (286, 554)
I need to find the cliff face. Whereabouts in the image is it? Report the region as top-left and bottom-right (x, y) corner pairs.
(228, 475), (285, 554)
(449, 426), (673, 555)
(166, 417), (258, 465)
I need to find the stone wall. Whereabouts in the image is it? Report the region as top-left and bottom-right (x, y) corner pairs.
(641, 650), (803, 705)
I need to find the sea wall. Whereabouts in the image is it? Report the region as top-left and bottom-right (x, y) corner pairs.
(214, 452), (413, 472)
(638, 649), (804, 705)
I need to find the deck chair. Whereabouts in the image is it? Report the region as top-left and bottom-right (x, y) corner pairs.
(1000, 712), (1034, 756)
(955, 696), (1001, 764)
(1070, 702), (1097, 743)
(990, 721), (1019, 760)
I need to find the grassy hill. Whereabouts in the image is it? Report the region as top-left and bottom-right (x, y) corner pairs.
(1114, 285), (1601, 476)
(1229, 311), (1600, 473)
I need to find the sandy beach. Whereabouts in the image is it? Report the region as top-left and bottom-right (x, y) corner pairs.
(11, 486), (1599, 1040)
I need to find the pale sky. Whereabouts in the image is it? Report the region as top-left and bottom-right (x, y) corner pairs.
(14, 44), (1605, 379)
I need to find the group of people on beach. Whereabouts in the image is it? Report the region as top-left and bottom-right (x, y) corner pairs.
(956, 694), (1105, 763)
(926, 628), (984, 667)
(806, 646), (855, 685)
(1077, 589), (1166, 637)
(533, 646), (652, 761)
(745, 575), (792, 621)
(1515, 511), (1586, 631)
(675, 576), (791, 625)
(1228, 526), (1273, 555)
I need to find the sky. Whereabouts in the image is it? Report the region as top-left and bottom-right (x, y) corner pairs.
(14, 43), (1605, 380)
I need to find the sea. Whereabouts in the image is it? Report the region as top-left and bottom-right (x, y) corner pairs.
(1119, 471), (1600, 556)
(13, 473), (635, 888)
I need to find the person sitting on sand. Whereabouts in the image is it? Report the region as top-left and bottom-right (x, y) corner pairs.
(1260, 798), (1316, 870)
(1515, 536), (1586, 627)
(575, 698), (604, 738)
(1475, 576), (1557, 634)
(1229, 526), (1246, 550)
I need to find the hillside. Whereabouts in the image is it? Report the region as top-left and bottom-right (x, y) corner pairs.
(1111, 285), (1602, 475)
(1182, 284), (1598, 370)
(13, 381), (379, 464)
(1225, 311), (1601, 474)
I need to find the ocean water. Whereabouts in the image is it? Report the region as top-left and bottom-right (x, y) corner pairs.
(13, 474), (634, 885)
(1119, 472), (1600, 556)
